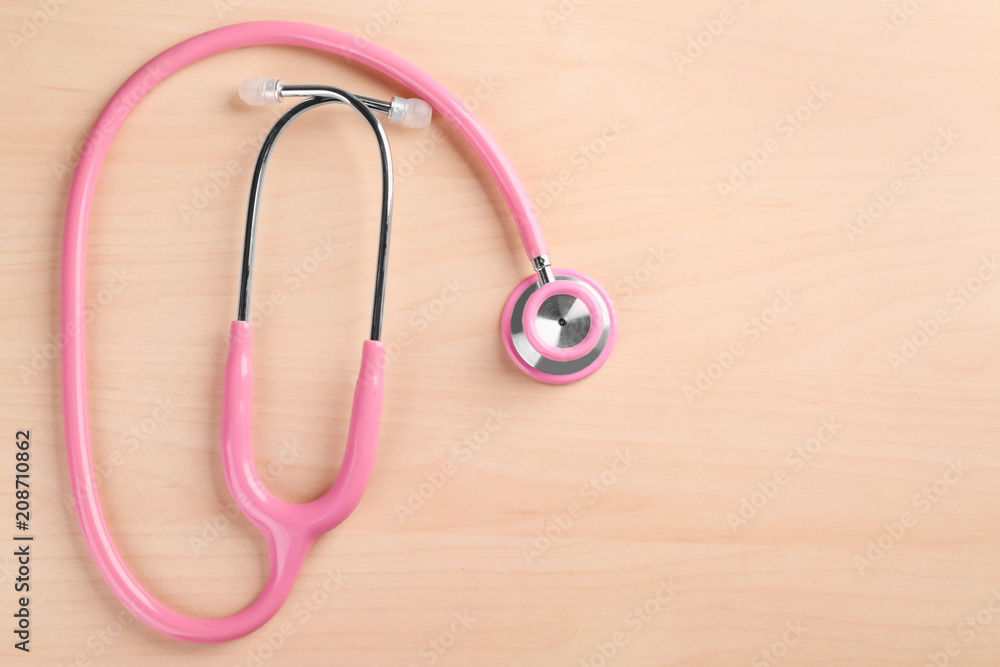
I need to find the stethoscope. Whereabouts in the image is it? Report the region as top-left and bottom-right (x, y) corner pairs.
(62, 21), (617, 643)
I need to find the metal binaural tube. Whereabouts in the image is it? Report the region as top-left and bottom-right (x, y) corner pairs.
(237, 86), (394, 341)
(280, 84), (393, 115)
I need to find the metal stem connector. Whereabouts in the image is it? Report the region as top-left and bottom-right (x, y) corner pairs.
(532, 254), (555, 286)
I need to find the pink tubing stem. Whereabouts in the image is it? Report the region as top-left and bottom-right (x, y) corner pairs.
(65, 321), (384, 643)
(61, 21), (549, 642)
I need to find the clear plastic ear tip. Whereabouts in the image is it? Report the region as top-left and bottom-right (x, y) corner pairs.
(388, 97), (433, 128)
(239, 76), (283, 106)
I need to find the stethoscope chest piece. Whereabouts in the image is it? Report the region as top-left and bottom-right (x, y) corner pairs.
(501, 269), (616, 384)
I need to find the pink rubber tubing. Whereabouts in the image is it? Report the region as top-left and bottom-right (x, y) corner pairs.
(61, 21), (549, 643)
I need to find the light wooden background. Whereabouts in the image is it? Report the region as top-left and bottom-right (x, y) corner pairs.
(2, 0), (1000, 665)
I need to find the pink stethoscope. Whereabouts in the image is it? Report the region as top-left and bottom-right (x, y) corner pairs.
(62, 21), (617, 643)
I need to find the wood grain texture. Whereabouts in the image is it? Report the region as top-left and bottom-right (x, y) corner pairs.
(2, 0), (1000, 665)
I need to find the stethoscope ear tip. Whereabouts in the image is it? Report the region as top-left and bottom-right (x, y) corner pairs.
(501, 269), (616, 384)
(239, 76), (283, 106)
(388, 96), (433, 128)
